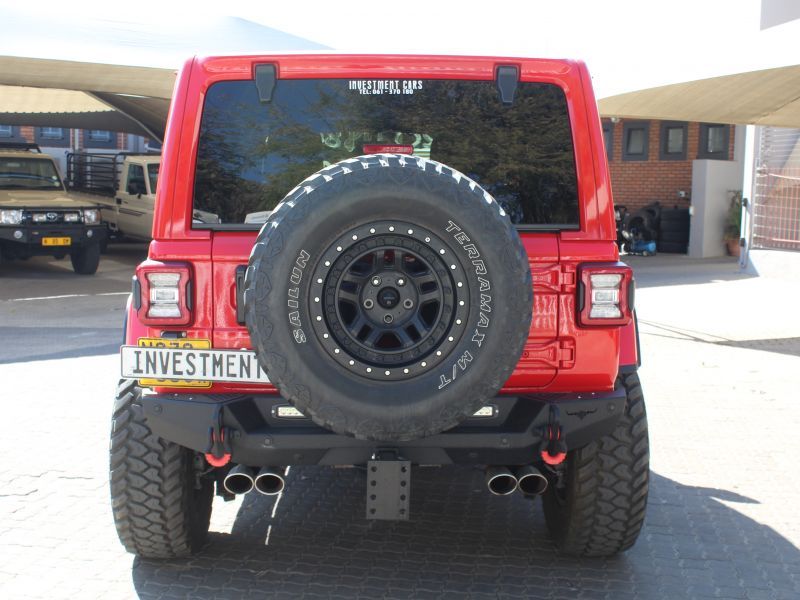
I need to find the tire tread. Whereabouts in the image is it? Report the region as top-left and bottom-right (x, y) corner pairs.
(543, 372), (649, 557)
(109, 379), (212, 558)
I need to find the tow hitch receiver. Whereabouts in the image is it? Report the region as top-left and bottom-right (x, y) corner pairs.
(366, 452), (410, 521)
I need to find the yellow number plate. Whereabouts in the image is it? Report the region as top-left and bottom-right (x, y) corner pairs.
(138, 337), (212, 388)
(42, 237), (71, 246)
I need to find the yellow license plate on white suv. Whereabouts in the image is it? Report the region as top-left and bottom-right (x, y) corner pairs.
(42, 237), (71, 246)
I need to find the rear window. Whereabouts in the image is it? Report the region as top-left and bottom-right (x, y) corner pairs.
(193, 78), (579, 228)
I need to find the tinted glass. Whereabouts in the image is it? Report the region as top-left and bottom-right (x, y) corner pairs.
(40, 128), (63, 139)
(707, 125), (726, 153)
(666, 127), (684, 154)
(0, 157), (62, 189)
(194, 78), (579, 227)
(147, 163), (159, 194)
(602, 125), (613, 159)
(126, 164), (145, 194)
(626, 128), (645, 155)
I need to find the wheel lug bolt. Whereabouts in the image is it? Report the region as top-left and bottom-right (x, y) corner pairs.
(403, 299), (414, 309)
(383, 314), (394, 324)
(363, 299), (374, 309)
(397, 278), (405, 286)
(371, 277), (381, 286)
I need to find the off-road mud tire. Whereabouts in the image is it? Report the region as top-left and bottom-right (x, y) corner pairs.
(244, 154), (533, 442)
(109, 379), (213, 558)
(542, 371), (649, 557)
(70, 241), (100, 275)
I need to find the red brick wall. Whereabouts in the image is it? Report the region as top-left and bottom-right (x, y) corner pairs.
(604, 119), (735, 212)
(19, 126), (35, 142)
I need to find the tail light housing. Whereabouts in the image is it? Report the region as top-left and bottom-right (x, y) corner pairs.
(577, 263), (634, 326)
(133, 261), (193, 326)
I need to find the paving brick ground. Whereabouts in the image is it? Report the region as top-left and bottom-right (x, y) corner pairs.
(1, 253), (799, 599)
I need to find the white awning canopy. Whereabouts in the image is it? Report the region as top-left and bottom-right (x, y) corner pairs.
(0, 10), (327, 141)
(599, 64), (800, 128)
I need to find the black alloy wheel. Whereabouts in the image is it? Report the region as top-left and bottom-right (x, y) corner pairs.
(311, 222), (469, 381)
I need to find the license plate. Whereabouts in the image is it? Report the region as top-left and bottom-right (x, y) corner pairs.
(122, 338), (270, 386)
(42, 237), (71, 246)
(137, 337), (212, 388)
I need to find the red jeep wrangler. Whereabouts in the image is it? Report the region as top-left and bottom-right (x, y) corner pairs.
(111, 54), (648, 559)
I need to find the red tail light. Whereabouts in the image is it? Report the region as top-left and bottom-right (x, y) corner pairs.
(134, 261), (193, 326)
(577, 263), (634, 326)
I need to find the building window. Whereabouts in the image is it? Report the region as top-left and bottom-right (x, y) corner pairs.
(659, 121), (688, 160)
(40, 127), (64, 140)
(602, 121), (614, 161)
(88, 130), (112, 142)
(622, 121), (649, 161)
(0, 125), (13, 138)
(698, 124), (730, 159)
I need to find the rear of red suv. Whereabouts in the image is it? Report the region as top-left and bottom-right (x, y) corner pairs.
(111, 54), (647, 559)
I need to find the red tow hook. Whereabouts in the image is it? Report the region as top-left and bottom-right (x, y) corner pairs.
(204, 406), (232, 467)
(205, 429), (231, 467)
(539, 407), (568, 466)
(540, 425), (567, 465)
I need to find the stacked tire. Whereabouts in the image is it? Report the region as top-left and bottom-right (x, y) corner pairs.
(657, 208), (690, 254)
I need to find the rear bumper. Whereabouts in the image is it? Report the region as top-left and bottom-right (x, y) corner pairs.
(137, 383), (626, 467)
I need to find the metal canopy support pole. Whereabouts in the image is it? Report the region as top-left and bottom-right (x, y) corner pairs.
(739, 124), (757, 270)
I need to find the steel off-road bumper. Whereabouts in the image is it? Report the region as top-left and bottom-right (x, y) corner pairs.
(137, 382), (627, 467)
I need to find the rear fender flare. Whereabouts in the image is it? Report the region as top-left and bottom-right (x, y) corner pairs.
(618, 309), (640, 369)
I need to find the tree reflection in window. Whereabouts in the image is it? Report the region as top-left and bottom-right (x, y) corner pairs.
(194, 79), (579, 227)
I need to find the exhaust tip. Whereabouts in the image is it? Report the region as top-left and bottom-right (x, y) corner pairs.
(486, 467), (518, 496)
(254, 468), (285, 496)
(223, 465), (255, 495)
(516, 466), (548, 496)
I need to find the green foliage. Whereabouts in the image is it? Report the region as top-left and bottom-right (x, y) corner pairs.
(724, 190), (742, 241)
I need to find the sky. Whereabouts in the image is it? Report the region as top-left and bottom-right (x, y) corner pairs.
(1, 0), (798, 98)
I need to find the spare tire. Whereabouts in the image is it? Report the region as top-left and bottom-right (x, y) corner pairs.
(243, 154), (533, 441)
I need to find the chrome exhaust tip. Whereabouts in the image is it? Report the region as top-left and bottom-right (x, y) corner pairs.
(486, 466), (518, 496)
(515, 465), (549, 496)
(223, 464), (256, 495)
(254, 467), (285, 496)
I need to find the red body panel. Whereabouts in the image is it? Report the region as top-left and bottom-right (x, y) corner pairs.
(129, 54), (635, 395)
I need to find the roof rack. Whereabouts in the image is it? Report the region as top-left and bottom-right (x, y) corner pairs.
(0, 142), (42, 153)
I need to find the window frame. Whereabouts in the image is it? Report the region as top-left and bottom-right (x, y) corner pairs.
(88, 130), (112, 142)
(0, 125), (14, 138)
(126, 164), (146, 195)
(602, 120), (614, 161)
(622, 121), (649, 161)
(35, 127), (69, 147)
(697, 123), (730, 160)
(659, 121), (688, 161)
(82, 129), (116, 149)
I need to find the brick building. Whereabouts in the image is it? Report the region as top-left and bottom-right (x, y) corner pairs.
(0, 124), (132, 175)
(601, 119), (736, 212)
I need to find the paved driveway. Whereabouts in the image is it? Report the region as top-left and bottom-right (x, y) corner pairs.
(0, 251), (798, 599)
